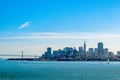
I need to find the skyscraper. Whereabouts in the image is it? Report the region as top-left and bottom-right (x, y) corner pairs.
(47, 47), (51, 54)
(89, 48), (94, 54)
(103, 48), (108, 55)
(79, 47), (84, 54)
(84, 41), (86, 55)
(45, 47), (52, 59)
(98, 42), (103, 55)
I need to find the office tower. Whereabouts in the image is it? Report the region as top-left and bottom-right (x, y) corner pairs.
(94, 48), (98, 56)
(89, 48), (94, 54)
(73, 47), (78, 57)
(47, 47), (51, 54)
(103, 48), (108, 55)
(58, 49), (65, 56)
(79, 47), (84, 54)
(45, 47), (52, 59)
(84, 41), (86, 55)
(98, 42), (103, 55)
(95, 48), (98, 53)
(63, 47), (73, 56)
(108, 52), (114, 58)
(117, 51), (120, 57)
(53, 50), (60, 58)
(64, 47), (73, 53)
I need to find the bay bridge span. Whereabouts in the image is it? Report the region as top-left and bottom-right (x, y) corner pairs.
(0, 51), (39, 59)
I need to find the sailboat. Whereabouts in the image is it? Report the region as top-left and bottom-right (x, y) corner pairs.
(107, 58), (110, 64)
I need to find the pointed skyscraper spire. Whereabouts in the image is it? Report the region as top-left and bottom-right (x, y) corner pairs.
(84, 41), (86, 55)
(84, 41), (87, 61)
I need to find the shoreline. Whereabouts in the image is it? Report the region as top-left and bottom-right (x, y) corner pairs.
(3, 58), (120, 62)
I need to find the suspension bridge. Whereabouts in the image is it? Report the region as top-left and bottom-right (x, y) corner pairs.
(0, 51), (39, 60)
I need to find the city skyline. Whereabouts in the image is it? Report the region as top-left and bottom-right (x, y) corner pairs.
(1, 0), (120, 57)
(42, 41), (117, 55)
(39, 41), (119, 61)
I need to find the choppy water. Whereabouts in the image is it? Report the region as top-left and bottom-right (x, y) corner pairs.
(0, 60), (120, 80)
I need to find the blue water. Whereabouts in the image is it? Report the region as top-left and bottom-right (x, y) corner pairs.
(0, 61), (120, 80)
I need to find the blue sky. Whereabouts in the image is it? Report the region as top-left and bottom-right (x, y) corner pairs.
(0, 0), (120, 57)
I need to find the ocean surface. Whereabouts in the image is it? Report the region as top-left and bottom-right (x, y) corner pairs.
(0, 60), (120, 80)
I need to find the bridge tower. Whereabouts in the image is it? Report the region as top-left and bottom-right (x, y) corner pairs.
(22, 51), (23, 60)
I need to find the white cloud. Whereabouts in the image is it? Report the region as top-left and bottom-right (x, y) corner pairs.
(19, 21), (31, 30)
(1, 32), (120, 40)
(1, 32), (120, 55)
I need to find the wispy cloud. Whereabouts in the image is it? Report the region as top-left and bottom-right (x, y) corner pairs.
(19, 21), (31, 30)
(1, 32), (120, 40)
(1, 32), (120, 54)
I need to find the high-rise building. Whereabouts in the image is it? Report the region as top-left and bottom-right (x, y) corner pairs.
(84, 41), (86, 55)
(64, 47), (73, 53)
(98, 42), (103, 55)
(44, 47), (52, 59)
(95, 48), (98, 57)
(73, 47), (78, 57)
(103, 48), (108, 55)
(79, 47), (84, 54)
(58, 49), (65, 56)
(63, 47), (73, 56)
(47, 47), (51, 54)
(117, 51), (120, 57)
(53, 50), (60, 58)
(108, 52), (114, 58)
(89, 48), (94, 54)
(95, 48), (98, 53)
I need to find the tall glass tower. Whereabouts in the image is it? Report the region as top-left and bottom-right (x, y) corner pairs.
(98, 42), (103, 55)
(47, 47), (51, 54)
(84, 41), (86, 55)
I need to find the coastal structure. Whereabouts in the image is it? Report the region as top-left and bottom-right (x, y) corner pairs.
(40, 42), (119, 61)
(7, 42), (120, 61)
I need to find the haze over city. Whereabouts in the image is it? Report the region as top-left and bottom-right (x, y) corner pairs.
(1, 0), (120, 57)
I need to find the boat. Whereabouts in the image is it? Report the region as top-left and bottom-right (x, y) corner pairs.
(23, 60), (27, 64)
(107, 59), (110, 64)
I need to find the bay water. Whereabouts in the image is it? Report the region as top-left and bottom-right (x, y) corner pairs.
(0, 60), (120, 80)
